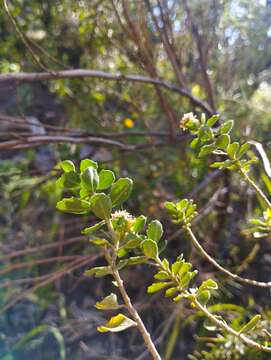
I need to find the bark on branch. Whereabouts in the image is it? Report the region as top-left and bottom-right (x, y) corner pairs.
(0, 69), (213, 114)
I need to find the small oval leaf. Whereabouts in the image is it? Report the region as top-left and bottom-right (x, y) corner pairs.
(95, 293), (120, 310)
(142, 239), (158, 259)
(56, 197), (91, 214)
(97, 314), (136, 333)
(81, 167), (99, 194)
(90, 193), (112, 220)
(132, 215), (147, 233)
(147, 282), (170, 294)
(110, 178), (133, 206)
(80, 159), (98, 172)
(82, 220), (106, 234)
(59, 160), (75, 172)
(146, 220), (163, 242)
(220, 120), (234, 134)
(97, 169), (115, 190)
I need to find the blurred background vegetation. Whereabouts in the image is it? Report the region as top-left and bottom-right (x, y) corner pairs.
(0, 0), (271, 359)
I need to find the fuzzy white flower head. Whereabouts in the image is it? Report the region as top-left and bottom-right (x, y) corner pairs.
(111, 210), (135, 233)
(111, 210), (134, 221)
(179, 112), (199, 131)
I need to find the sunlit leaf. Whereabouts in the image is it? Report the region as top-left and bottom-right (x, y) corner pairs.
(56, 197), (90, 214)
(110, 178), (133, 206)
(97, 314), (136, 333)
(146, 220), (163, 242)
(97, 169), (115, 190)
(95, 293), (121, 310)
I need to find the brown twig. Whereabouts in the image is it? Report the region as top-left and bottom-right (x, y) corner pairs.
(185, 225), (271, 288)
(0, 71), (212, 115)
(0, 255), (98, 314)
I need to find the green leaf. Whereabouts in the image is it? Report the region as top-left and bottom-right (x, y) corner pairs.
(210, 160), (235, 169)
(173, 294), (183, 302)
(176, 199), (189, 211)
(110, 178), (133, 206)
(90, 238), (111, 247)
(59, 160), (75, 172)
(198, 144), (216, 158)
(216, 134), (230, 150)
(198, 126), (213, 141)
(117, 256), (147, 270)
(147, 282), (170, 294)
(164, 201), (176, 214)
(142, 239), (158, 259)
(237, 143), (250, 159)
(81, 167), (99, 194)
(249, 218), (266, 226)
(197, 290), (210, 305)
(198, 279), (218, 293)
(132, 215), (147, 232)
(90, 193), (112, 220)
(56, 197), (91, 214)
(95, 293), (120, 310)
(117, 248), (127, 258)
(190, 137), (200, 149)
(97, 169), (115, 190)
(146, 220), (163, 242)
(126, 256), (147, 266)
(179, 270), (198, 289)
(220, 120), (234, 134)
(165, 287), (178, 297)
(238, 315), (261, 334)
(207, 114), (219, 127)
(80, 159), (98, 172)
(82, 221), (105, 234)
(227, 142), (239, 159)
(56, 171), (81, 189)
(172, 260), (183, 275)
(178, 262), (192, 278)
(154, 271), (169, 280)
(162, 259), (170, 271)
(123, 234), (142, 249)
(84, 266), (112, 277)
(97, 314), (136, 333)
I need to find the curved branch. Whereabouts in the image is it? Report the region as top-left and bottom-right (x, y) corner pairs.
(239, 167), (271, 209)
(185, 225), (271, 288)
(154, 256), (271, 353)
(0, 135), (134, 151)
(0, 70), (212, 114)
(193, 298), (271, 353)
(0, 133), (191, 151)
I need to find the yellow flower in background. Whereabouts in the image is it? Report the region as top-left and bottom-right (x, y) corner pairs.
(123, 118), (134, 128)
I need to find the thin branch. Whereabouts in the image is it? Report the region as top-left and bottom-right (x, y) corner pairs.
(239, 167), (271, 209)
(0, 133), (192, 151)
(182, 0), (216, 112)
(154, 256), (271, 354)
(0, 70), (212, 114)
(105, 219), (161, 360)
(0, 255), (97, 314)
(0, 236), (87, 263)
(193, 298), (271, 353)
(185, 225), (271, 288)
(2, 0), (52, 72)
(0, 135), (134, 150)
(0, 255), (83, 276)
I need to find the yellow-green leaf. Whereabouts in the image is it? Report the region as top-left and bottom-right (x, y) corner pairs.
(95, 293), (120, 310)
(97, 314), (136, 333)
